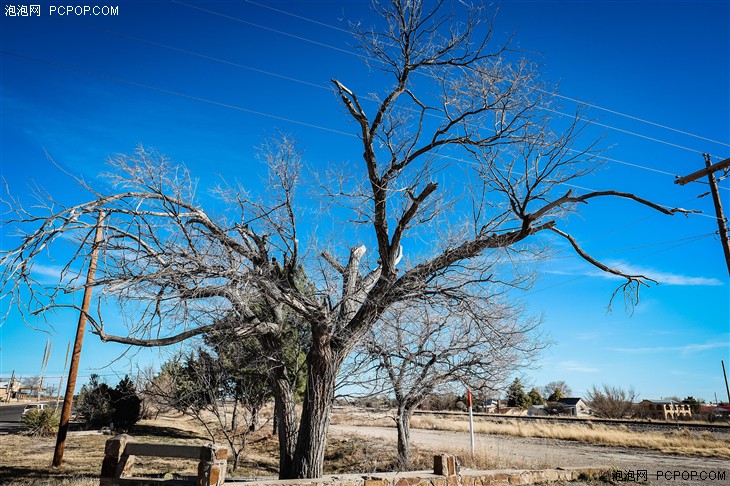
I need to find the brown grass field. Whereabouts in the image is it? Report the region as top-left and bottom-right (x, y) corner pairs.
(330, 409), (730, 459)
(2, 408), (728, 485)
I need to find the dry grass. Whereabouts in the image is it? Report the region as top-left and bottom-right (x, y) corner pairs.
(0, 413), (212, 486)
(333, 411), (730, 459)
(0, 410), (539, 486)
(4, 408), (726, 485)
(322, 435), (537, 474)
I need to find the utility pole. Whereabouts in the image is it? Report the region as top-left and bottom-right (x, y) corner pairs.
(722, 360), (730, 405)
(675, 155), (730, 275)
(4, 371), (15, 402)
(38, 339), (52, 400)
(56, 342), (71, 408)
(52, 212), (105, 468)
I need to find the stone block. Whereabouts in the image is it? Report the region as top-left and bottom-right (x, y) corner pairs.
(433, 454), (458, 476)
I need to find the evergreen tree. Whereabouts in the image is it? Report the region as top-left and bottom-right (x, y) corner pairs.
(111, 375), (142, 431)
(506, 378), (530, 408)
(76, 374), (142, 430)
(77, 374), (113, 428)
(528, 387), (544, 406)
(548, 388), (564, 402)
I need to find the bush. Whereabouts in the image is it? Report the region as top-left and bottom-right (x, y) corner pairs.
(21, 407), (61, 436)
(77, 374), (141, 431)
(585, 384), (638, 419)
(423, 393), (460, 411)
(77, 374), (114, 428)
(111, 376), (142, 431)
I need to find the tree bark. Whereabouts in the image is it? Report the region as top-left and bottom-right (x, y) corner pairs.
(396, 406), (413, 470)
(272, 372), (299, 479)
(291, 328), (340, 478)
(272, 404), (279, 435)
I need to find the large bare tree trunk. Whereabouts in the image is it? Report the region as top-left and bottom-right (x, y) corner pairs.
(291, 329), (340, 478)
(273, 372), (299, 479)
(395, 407), (413, 470)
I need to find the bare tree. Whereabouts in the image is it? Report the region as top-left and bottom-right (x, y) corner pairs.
(344, 298), (542, 468)
(145, 350), (267, 471)
(585, 384), (639, 418)
(542, 380), (573, 400)
(1, 1), (691, 478)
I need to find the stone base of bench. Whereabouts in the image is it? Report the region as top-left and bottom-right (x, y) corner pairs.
(99, 434), (228, 486)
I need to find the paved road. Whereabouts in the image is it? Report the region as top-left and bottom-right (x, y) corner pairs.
(0, 401), (57, 434)
(0, 403), (26, 434)
(0, 403), (25, 422)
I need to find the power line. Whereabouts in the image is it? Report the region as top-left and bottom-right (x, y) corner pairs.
(2, 50), (724, 221)
(0, 51), (356, 138)
(171, 0), (355, 57)
(245, 0), (353, 34)
(547, 107), (710, 156)
(240, 0), (730, 150)
(59, 21), (729, 191)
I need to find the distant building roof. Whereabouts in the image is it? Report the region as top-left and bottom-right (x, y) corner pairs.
(641, 399), (680, 404)
(557, 397), (583, 406)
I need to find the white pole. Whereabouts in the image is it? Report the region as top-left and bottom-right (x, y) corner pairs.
(468, 388), (475, 455)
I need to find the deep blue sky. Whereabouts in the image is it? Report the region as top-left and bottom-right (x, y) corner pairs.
(1, 1), (729, 401)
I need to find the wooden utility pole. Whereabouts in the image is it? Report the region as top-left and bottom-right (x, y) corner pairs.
(38, 339), (52, 400)
(675, 155), (730, 275)
(56, 342), (71, 408)
(4, 371), (15, 402)
(715, 360), (730, 405)
(52, 212), (105, 467)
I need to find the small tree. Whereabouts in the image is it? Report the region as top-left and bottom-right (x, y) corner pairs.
(345, 300), (541, 468)
(542, 381), (572, 401)
(528, 388), (544, 406)
(76, 374), (142, 430)
(547, 389), (564, 402)
(111, 375), (142, 431)
(76, 374), (114, 429)
(149, 349), (272, 471)
(506, 378), (530, 409)
(545, 401), (570, 416)
(585, 384), (638, 418)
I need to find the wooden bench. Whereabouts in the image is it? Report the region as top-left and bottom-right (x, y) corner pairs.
(99, 434), (228, 486)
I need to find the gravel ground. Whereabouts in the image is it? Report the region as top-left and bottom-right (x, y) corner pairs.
(330, 425), (730, 486)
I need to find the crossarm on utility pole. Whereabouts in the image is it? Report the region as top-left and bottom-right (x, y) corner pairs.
(675, 155), (730, 276)
(674, 157), (730, 186)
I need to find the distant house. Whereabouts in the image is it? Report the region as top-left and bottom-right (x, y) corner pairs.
(476, 399), (501, 413)
(557, 397), (591, 416)
(0, 380), (21, 401)
(639, 400), (692, 420)
(699, 404), (730, 417)
(528, 404), (549, 416)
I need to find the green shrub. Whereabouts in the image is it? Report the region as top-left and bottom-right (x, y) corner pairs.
(77, 374), (142, 431)
(21, 407), (61, 436)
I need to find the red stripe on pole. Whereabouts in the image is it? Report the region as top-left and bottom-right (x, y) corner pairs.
(467, 389), (473, 407)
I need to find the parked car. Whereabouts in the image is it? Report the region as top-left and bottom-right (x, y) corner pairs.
(21, 403), (47, 415)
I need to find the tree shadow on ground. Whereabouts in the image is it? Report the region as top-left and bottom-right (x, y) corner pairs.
(0, 464), (97, 484)
(128, 423), (206, 440)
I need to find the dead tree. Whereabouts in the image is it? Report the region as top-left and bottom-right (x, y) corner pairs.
(344, 299), (543, 468)
(585, 384), (639, 419)
(1, 1), (692, 478)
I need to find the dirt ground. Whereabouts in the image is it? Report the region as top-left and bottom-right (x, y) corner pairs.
(330, 424), (730, 486)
